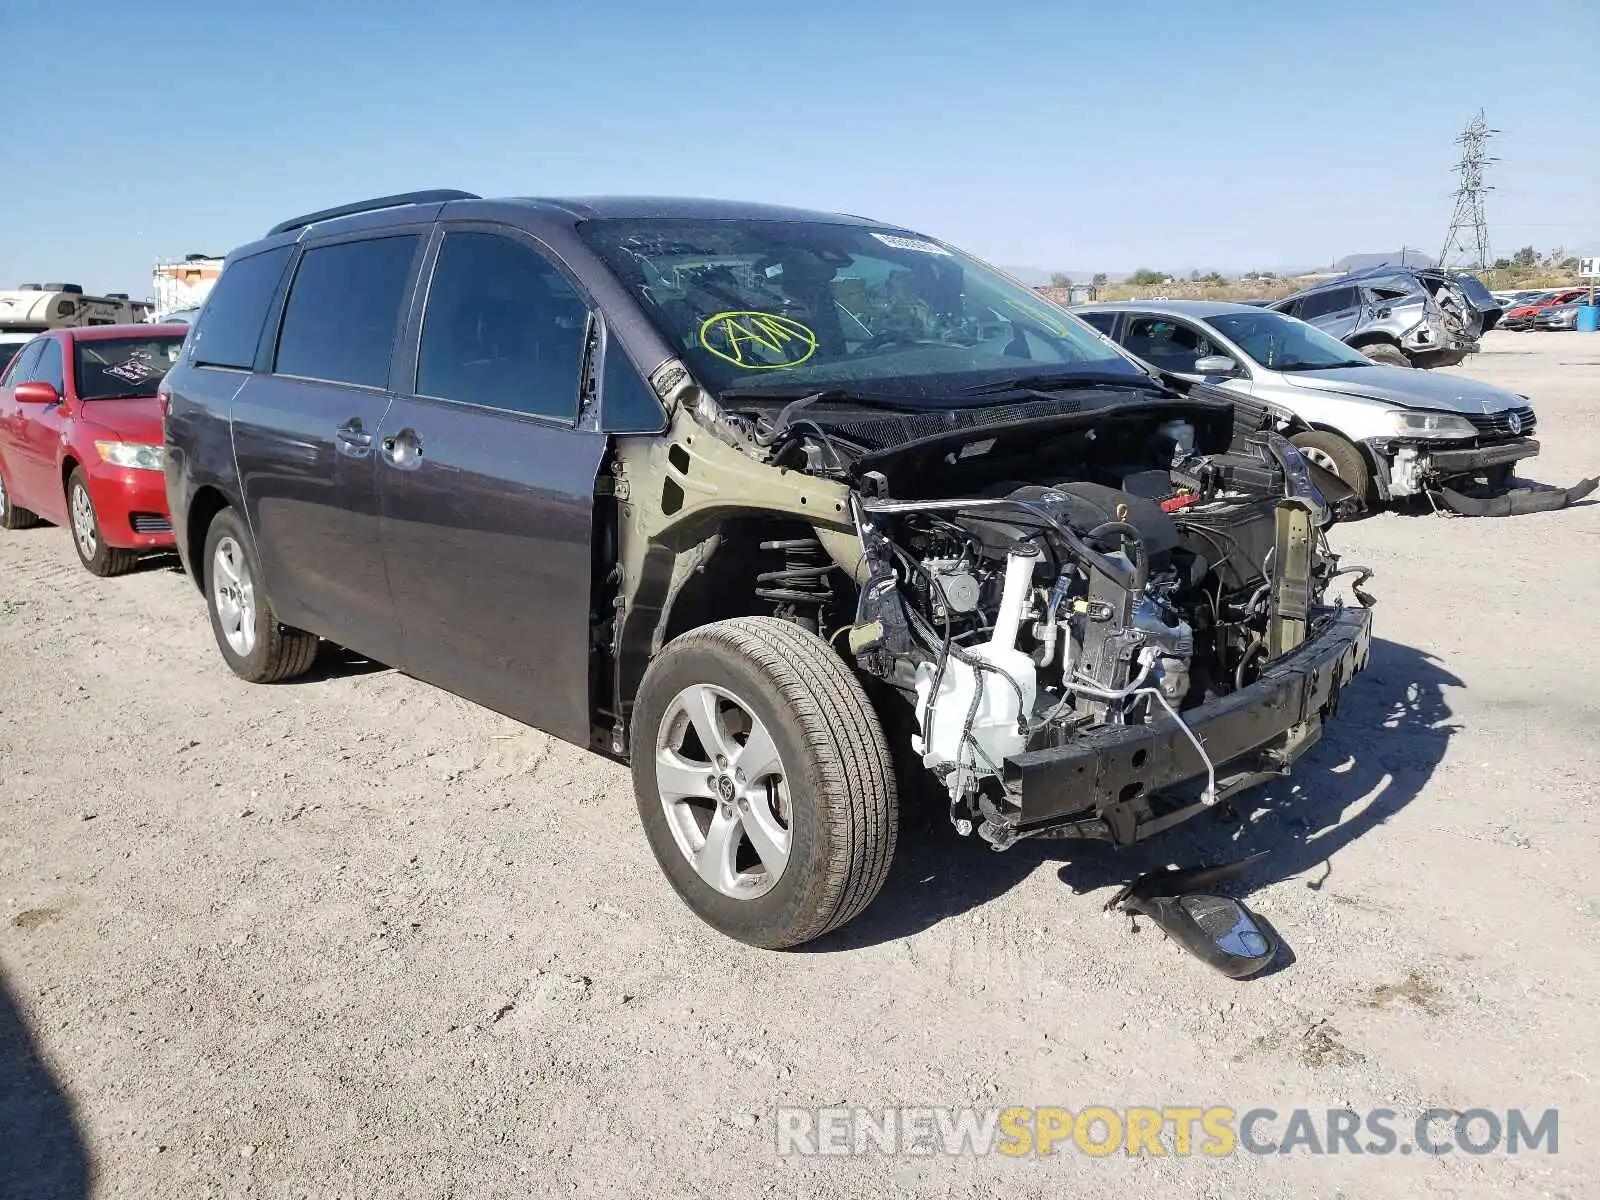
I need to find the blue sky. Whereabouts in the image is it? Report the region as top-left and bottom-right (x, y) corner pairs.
(1, 0), (1593, 295)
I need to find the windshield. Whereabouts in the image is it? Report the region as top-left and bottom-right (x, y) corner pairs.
(73, 335), (186, 400)
(1208, 310), (1372, 371)
(0, 343), (23, 376)
(578, 218), (1146, 402)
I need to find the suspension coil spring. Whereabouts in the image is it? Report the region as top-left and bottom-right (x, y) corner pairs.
(755, 537), (835, 628)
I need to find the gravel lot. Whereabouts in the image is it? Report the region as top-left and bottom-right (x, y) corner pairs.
(3, 332), (1597, 1199)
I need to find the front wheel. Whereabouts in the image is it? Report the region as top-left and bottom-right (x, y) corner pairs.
(1291, 430), (1372, 502)
(631, 616), (898, 948)
(67, 469), (138, 576)
(202, 507), (318, 683)
(1357, 342), (1411, 368)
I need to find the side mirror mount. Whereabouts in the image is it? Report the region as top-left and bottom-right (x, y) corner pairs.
(1192, 355), (1238, 377)
(13, 380), (60, 406)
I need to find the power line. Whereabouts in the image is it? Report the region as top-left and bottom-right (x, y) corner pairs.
(1439, 110), (1497, 269)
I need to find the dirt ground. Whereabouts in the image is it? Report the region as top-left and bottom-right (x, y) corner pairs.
(2, 332), (1597, 1199)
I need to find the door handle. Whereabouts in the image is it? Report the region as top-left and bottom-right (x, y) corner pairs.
(380, 427), (423, 470)
(336, 419), (373, 454)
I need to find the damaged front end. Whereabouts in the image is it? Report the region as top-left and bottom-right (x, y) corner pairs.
(827, 396), (1375, 850)
(1361, 406), (1597, 514)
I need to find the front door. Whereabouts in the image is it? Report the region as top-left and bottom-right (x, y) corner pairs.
(11, 338), (70, 518)
(377, 227), (606, 745)
(0, 338), (47, 505)
(231, 232), (424, 664)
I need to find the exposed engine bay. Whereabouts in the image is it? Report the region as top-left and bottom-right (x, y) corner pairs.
(715, 391), (1375, 849)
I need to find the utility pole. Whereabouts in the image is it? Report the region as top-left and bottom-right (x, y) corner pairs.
(1439, 110), (1497, 270)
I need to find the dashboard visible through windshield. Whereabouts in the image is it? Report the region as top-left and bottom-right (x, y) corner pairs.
(1208, 310), (1374, 372)
(578, 218), (1146, 402)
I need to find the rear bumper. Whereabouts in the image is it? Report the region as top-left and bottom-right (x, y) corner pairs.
(85, 462), (175, 550)
(1005, 607), (1372, 840)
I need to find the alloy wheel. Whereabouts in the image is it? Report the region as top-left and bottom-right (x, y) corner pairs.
(212, 536), (258, 657)
(655, 683), (792, 900)
(70, 484), (97, 560)
(1299, 446), (1340, 476)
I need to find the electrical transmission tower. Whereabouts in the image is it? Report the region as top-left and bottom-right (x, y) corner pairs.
(1439, 110), (1497, 269)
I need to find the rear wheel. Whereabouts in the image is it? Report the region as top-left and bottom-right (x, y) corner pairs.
(0, 467), (40, 530)
(67, 469), (138, 576)
(1291, 431), (1371, 502)
(202, 507), (318, 683)
(1357, 342), (1411, 368)
(631, 616), (897, 948)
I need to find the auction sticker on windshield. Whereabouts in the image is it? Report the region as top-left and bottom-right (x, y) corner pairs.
(870, 232), (951, 255)
(699, 311), (818, 370)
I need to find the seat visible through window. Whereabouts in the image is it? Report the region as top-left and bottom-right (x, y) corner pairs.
(417, 232), (587, 421)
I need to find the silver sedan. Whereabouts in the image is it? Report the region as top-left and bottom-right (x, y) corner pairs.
(1073, 300), (1539, 502)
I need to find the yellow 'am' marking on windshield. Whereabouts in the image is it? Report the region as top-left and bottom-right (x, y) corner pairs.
(699, 311), (818, 369)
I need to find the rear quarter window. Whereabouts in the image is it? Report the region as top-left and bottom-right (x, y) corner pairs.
(190, 246), (294, 370)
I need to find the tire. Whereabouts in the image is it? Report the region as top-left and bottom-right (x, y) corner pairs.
(631, 616), (897, 948)
(1357, 342), (1411, 368)
(67, 468), (138, 576)
(0, 466), (40, 530)
(1291, 431), (1371, 502)
(201, 507), (318, 683)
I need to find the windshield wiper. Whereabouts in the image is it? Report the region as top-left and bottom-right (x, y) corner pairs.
(719, 388), (927, 447)
(962, 370), (1166, 396)
(1275, 361), (1367, 372)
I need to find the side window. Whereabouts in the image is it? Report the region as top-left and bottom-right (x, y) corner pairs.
(1297, 287), (1358, 322)
(599, 335), (666, 433)
(275, 235), (420, 388)
(1077, 311), (1117, 335)
(416, 231), (588, 422)
(3, 339), (45, 386)
(190, 245), (293, 370)
(34, 339), (65, 393)
(1122, 317), (1211, 373)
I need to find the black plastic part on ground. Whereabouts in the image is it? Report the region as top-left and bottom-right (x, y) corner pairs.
(1104, 854), (1280, 978)
(1437, 475), (1599, 516)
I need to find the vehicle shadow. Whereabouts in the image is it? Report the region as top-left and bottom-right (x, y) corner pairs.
(297, 642), (391, 683)
(0, 962), (91, 1198)
(806, 638), (1459, 954)
(130, 550), (184, 574)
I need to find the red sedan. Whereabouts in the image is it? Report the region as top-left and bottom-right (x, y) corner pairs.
(0, 324), (187, 575)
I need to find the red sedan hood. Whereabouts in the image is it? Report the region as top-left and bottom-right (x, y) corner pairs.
(79, 398), (165, 444)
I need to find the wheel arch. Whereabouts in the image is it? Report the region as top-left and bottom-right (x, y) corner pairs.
(1294, 423), (1386, 501)
(611, 511), (855, 755)
(183, 485), (234, 593)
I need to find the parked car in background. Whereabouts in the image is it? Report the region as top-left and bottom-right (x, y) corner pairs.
(162, 189), (1373, 950)
(1501, 288), (1587, 330)
(1269, 266), (1501, 368)
(0, 324), (187, 574)
(1492, 289), (1552, 309)
(157, 307), (202, 326)
(1534, 295), (1596, 331)
(1075, 300), (1541, 504)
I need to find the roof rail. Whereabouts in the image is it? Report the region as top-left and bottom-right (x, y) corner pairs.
(267, 189), (481, 237)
